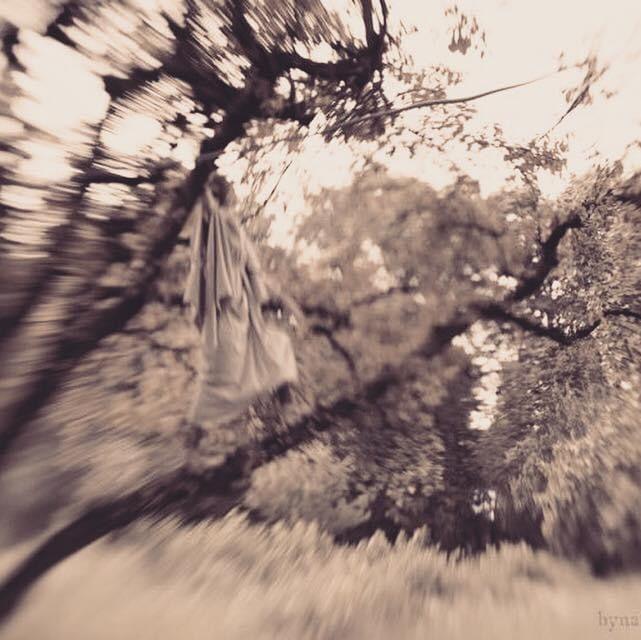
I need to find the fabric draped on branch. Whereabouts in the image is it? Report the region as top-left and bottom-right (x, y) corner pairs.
(184, 186), (297, 427)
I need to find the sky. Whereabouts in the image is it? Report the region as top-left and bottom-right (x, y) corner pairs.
(2, 0), (641, 250)
(395, 0), (641, 186)
(222, 0), (641, 247)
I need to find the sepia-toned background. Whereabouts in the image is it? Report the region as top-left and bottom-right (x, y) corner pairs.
(1, 1), (641, 638)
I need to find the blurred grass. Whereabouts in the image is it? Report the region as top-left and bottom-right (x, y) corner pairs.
(3, 513), (641, 640)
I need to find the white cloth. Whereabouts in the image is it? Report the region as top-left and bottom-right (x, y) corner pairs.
(184, 188), (297, 426)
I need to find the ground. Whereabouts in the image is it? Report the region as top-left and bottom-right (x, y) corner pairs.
(4, 515), (641, 640)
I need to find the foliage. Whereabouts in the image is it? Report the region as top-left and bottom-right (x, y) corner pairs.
(1, 5), (641, 628)
(478, 168), (641, 567)
(5, 513), (641, 640)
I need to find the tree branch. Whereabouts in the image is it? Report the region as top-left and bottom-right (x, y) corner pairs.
(604, 308), (641, 322)
(318, 71), (558, 138)
(510, 214), (582, 302)
(437, 217), (505, 239)
(43, 1), (78, 48)
(79, 165), (176, 186)
(300, 303), (351, 330)
(1, 23), (20, 68)
(309, 324), (359, 379)
(479, 303), (601, 345)
(240, 160), (293, 224)
(352, 283), (418, 307)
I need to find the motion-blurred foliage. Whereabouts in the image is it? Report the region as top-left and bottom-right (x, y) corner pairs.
(1, 0), (640, 614)
(7, 514), (641, 640)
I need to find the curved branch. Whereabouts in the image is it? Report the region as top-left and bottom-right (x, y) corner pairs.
(310, 324), (359, 379)
(479, 303), (601, 345)
(352, 283), (418, 307)
(319, 71), (559, 138)
(604, 308), (641, 322)
(510, 214), (582, 302)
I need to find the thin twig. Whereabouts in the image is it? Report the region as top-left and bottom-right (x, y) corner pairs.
(241, 159), (294, 224)
(320, 71), (558, 136)
(195, 70), (561, 165)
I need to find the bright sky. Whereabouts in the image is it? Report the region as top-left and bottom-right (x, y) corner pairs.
(395, 0), (641, 187)
(2, 0), (641, 250)
(246, 0), (641, 247)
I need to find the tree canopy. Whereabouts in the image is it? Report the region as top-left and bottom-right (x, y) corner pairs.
(1, 0), (641, 624)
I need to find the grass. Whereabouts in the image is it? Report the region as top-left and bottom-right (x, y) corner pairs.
(3, 512), (641, 640)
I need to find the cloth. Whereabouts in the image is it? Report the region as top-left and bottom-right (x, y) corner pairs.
(184, 188), (298, 427)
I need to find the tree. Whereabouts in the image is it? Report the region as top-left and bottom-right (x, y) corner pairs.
(478, 167), (641, 570)
(1, 0), (638, 621)
(0, 0), (394, 453)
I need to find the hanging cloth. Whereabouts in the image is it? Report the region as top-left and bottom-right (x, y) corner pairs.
(184, 187), (297, 427)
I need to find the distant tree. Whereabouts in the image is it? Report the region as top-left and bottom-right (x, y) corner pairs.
(248, 164), (641, 557)
(478, 167), (641, 570)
